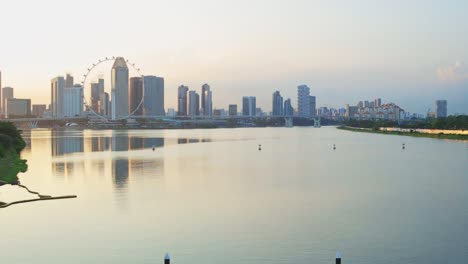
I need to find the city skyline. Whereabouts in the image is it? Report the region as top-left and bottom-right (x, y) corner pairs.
(0, 1), (466, 114)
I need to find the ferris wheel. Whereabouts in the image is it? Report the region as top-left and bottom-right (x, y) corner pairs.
(81, 56), (144, 120)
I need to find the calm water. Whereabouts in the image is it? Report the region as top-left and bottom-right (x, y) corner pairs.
(1, 127), (467, 264)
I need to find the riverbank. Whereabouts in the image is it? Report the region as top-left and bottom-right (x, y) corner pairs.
(337, 126), (468, 141)
(0, 122), (28, 185)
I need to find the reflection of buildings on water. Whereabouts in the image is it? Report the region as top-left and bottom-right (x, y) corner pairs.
(51, 130), (84, 156)
(91, 136), (110, 152)
(112, 159), (129, 189)
(52, 161), (83, 177)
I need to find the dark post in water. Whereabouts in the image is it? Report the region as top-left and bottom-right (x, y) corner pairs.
(165, 253), (170, 264)
(336, 252), (341, 264)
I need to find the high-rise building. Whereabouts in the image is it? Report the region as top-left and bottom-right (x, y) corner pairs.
(435, 100), (447, 118)
(345, 104), (358, 119)
(63, 84), (83, 117)
(111, 57), (129, 120)
(178, 85), (189, 116)
(374, 98), (382, 108)
(6, 98), (31, 118)
(90, 82), (100, 113)
(188, 90), (200, 116)
(309, 96), (316, 117)
(2, 87), (14, 115)
(201, 84), (213, 116)
(65, 74), (74, 88)
(97, 78), (105, 114)
(297, 85), (310, 117)
(284, 98), (294, 116)
(129, 77), (143, 116)
(143, 76), (165, 116)
(242, 96), (256, 116)
(228, 104), (237, 116)
(32, 104), (47, 117)
(100, 92), (110, 116)
(51, 77), (65, 118)
(272, 91), (284, 116)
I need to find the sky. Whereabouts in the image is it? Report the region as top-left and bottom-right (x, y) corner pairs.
(0, 0), (467, 114)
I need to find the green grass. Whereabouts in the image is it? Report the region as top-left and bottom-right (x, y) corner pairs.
(337, 126), (468, 141)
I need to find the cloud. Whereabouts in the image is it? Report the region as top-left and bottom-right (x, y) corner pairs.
(437, 62), (468, 82)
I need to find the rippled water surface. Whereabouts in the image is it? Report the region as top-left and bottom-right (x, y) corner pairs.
(1, 127), (467, 264)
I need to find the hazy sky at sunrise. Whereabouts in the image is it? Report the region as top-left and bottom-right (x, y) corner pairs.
(0, 0), (467, 114)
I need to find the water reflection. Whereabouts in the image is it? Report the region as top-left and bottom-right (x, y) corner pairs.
(44, 130), (212, 197)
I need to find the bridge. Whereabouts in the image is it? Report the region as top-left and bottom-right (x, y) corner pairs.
(3, 115), (321, 129)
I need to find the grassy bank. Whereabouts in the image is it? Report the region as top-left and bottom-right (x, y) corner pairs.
(337, 126), (468, 141)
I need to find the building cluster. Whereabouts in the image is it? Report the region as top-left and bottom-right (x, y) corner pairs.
(177, 83), (212, 117)
(0, 65), (451, 121)
(344, 98), (405, 120)
(50, 57), (165, 119)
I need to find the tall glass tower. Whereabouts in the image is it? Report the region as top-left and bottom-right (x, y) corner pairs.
(111, 57), (129, 120)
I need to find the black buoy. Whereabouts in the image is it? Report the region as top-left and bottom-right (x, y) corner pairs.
(152, 145), (156, 151)
(164, 253), (170, 264)
(258, 144), (262, 151)
(333, 144), (336, 150)
(336, 252), (342, 264)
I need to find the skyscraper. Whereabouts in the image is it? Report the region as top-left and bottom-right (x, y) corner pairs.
(201, 84), (212, 116)
(284, 98), (294, 116)
(90, 82), (100, 113)
(2, 86), (13, 116)
(374, 98), (382, 108)
(143, 76), (165, 116)
(178, 85), (189, 116)
(111, 57), (129, 120)
(297, 85), (311, 117)
(435, 100), (447, 118)
(309, 95), (316, 117)
(100, 92), (110, 116)
(65, 74), (74, 88)
(272, 91), (284, 116)
(228, 104), (237, 116)
(189, 90), (200, 116)
(242, 96), (256, 116)
(51, 77), (65, 118)
(63, 84), (83, 117)
(129, 77), (143, 116)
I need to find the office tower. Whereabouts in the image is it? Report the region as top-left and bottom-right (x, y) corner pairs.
(345, 104), (358, 119)
(242, 96), (256, 116)
(284, 98), (294, 116)
(228, 104), (237, 116)
(129, 77), (143, 116)
(374, 98), (382, 108)
(309, 96), (316, 117)
(65, 74), (74, 88)
(97, 78), (105, 114)
(63, 84), (83, 117)
(297, 85), (311, 116)
(369, 101), (375, 109)
(100, 92), (110, 116)
(201, 84), (208, 115)
(201, 84), (213, 116)
(32, 104), (47, 117)
(6, 98), (31, 118)
(189, 90), (200, 116)
(435, 100), (447, 118)
(111, 57), (129, 120)
(2, 87), (14, 115)
(143, 76), (165, 116)
(178, 85), (189, 116)
(272, 91), (284, 116)
(90, 82), (100, 112)
(51, 77), (65, 118)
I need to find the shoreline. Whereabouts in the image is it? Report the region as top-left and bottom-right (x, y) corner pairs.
(337, 126), (468, 141)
